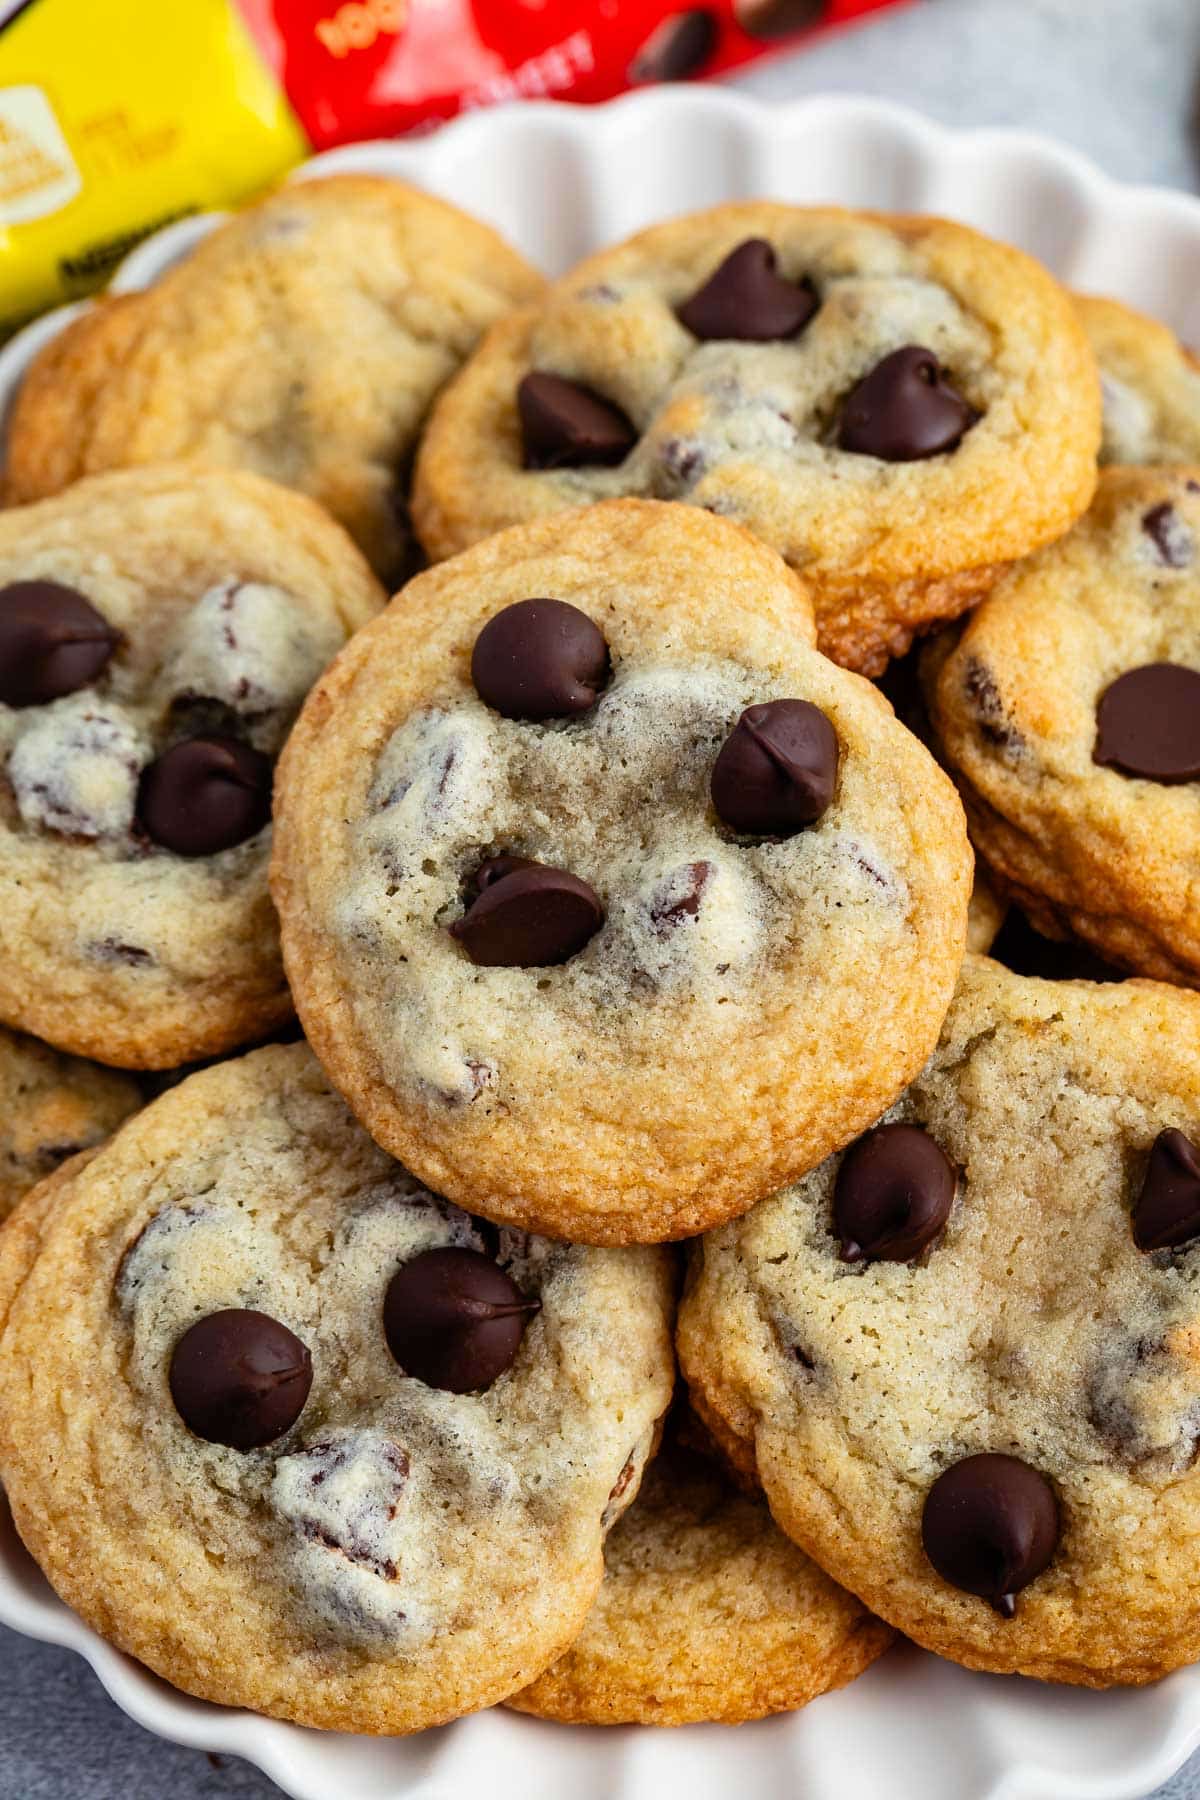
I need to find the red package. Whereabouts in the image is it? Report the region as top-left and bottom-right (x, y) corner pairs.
(233, 0), (908, 150)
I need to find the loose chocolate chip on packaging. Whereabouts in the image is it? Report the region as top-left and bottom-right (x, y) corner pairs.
(1094, 664), (1200, 783)
(518, 371), (637, 469)
(834, 1122), (956, 1263)
(471, 597), (610, 720)
(922, 1453), (1060, 1618)
(629, 7), (719, 81)
(711, 698), (838, 835)
(169, 1308), (312, 1450)
(677, 239), (819, 342)
(383, 1247), (540, 1392)
(734, 0), (826, 39)
(0, 580), (119, 707)
(451, 859), (604, 967)
(137, 735), (272, 856)
(838, 346), (978, 461)
(1132, 1128), (1200, 1251)
(1142, 502), (1194, 568)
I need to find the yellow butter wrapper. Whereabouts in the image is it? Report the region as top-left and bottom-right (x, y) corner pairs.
(0, 0), (307, 334)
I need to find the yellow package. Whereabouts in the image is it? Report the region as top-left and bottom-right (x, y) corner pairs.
(0, 0), (306, 335)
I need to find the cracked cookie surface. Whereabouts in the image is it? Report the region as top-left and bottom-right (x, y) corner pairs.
(0, 1043), (674, 1733)
(679, 957), (1200, 1685)
(510, 1434), (892, 1724)
(272, 498), (971, 1244)
(3, 176), (543, 584)
(413, 202), (1100, 673)
(923, 466), (1200, 985)
(0, 465), (384, 1066)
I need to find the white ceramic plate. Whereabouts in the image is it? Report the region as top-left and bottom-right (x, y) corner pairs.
(2, 86), (1200, 1800)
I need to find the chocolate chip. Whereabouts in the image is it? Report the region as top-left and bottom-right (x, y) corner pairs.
(451, 859), (604, 967)
(963, 657), (1021, 753)
(711, 699), (838, 835)
(136, 734), (272, 856)
(629, 8), (719, 81)
(383, 1247), (540, 1392)
(734, 0), (826, 38)
(0, 580), (119, 707)
(834, 1123), (956, 1263)
(838, 346), (978, 461)
(1142, 502), (1194, 568)
(471, 598), (610, 721)
(921, 1453), (1059, 1617)
(650, 860), (714, 930)
(1132, 1129), (1200, 1251)
(677, 239), (819, 342)
(1094, 664), (1200, 783)
(169, 1308), (312, 1450)
(517, 372), (637, 469)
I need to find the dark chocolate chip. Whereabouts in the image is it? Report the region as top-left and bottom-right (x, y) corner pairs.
(474, 853), (541, 891)
(1142, 502), (1194, 569)
(169, 1308), (312, 1450)
(834, 1122), (956, 1263)
(838, 346), (978, 461)
(711, 698), (838, 835)
(1132, 1128), (1200, 1252)
(471, 598), (610, 721)
(921, 1452), (1059, 1617)
(383, 1247), (540, 1392)
(651, 859), (714, 930)
(0, 579), (119, 707)
(1094, 664), (1200, 783)
(136, 735), (272, 856)
(629, 7), (719, 81)
(962, 657), (1022, 752)
(451, 859), (604, 967)
(677, 239), (819, 342)
(517, 371), (637, 470)
(734, 0), (826, 39)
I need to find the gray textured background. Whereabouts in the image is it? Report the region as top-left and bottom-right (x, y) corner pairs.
(5, 0), (1199, 1794)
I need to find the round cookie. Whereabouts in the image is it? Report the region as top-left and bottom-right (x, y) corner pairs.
(922, 466), (1200, 986)
(3, 176), (543, 583)
(0, 465), (384, 1067)
(0, 1043), (675, 1733)
(679, 956), (1200, 1687)
(412, 203), (1100, 673)
(1076, 293), (1200, 467)
(0, 1025), (140, 1218)
(509, 1433), (893, 1725)
(271, 498), (972, 1244)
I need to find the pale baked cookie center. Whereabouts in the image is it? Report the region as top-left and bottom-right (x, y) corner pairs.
(0, 575), (338, 858)
(338, 610), (908, 1109)
(516, 234), (993, 513)
(115, 1164), (557, 1646)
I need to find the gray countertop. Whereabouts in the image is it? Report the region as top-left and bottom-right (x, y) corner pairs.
(4, 0), (1199, 1794)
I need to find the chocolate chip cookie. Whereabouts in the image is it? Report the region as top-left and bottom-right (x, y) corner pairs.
(1076, 294), (1200, 467)
(412, 203), (1101, 673)
(0, 1025), (139, 1217)
(0, 1043), (674, 1732)
(3, 176), (543, 584)
(679, 956), (1200, 1686)
(923, 466), (1200, 986)
(272, 498), (971, 1244)
(0, 465), (384, 1067)
(510, 1432), (893, 1725)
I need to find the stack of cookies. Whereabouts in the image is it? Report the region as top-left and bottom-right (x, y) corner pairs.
(0, 170), (1198, 1739)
